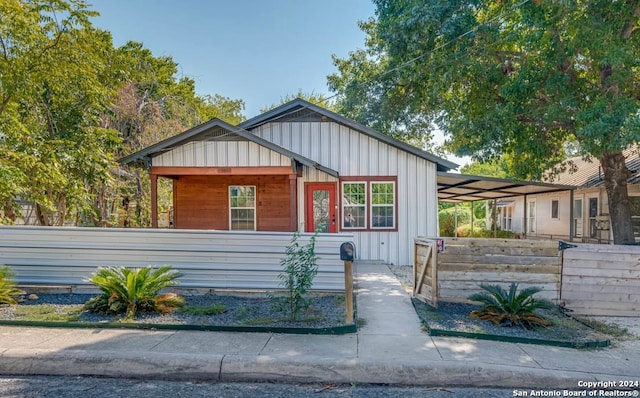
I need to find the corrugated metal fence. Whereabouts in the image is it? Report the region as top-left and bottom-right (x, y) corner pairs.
(0, 226), (353, 291)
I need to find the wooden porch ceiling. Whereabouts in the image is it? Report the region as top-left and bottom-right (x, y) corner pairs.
(437, 172), (577, 203)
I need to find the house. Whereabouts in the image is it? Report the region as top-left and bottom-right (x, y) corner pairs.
(120, 99), (458, 265)
(495, 148), (640, 242)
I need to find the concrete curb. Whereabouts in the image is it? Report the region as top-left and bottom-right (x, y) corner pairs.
(0, 349), (608, 388)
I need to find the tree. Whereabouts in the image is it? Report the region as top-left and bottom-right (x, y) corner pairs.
(260, 89), (336, 113)
(104, 41), (246, 227)
(0, 0), (119, 225)
(461, 158), (509, 179)
(329, 0), (640, 244)
(0, 1), (246, 227)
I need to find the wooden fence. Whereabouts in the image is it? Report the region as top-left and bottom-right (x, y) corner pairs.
(414, 237), (562, 305)
(0, 226), (353, 291)
(413, 238), (438, 307)
(413, 237), (640, 316)
(561, 243), (640, 316)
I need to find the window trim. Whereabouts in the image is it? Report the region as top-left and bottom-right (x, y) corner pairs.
(340, 176), (398, 232)
(551, 199), (559, 220)
(229, 185), (257, 231)
(528, 200), (536, 233)
(370, 181), (396, 230)
(341, 180), (368, 230)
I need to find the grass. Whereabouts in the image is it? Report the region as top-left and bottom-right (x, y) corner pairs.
(572, 316), (636, 341)
(180, 303), (227, 316)
(12, 305), (82, 322)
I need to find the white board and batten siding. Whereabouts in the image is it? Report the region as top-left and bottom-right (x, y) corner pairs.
(253, 121), (439, 266)
(561, 243), (640, 316)
(152, 141), (292, 168)
(0, 226), (352, 291)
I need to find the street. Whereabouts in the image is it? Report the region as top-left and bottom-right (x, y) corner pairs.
(0, 376), (514, 397)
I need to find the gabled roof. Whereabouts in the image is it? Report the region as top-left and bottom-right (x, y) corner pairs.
(119, 118), (339, 177)
(546, 147), (640, 188)
(239, 98), (459, 172)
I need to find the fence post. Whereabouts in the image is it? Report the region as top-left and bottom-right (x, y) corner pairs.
(344, 260), (353, 325)
(340, 242), (356, 325)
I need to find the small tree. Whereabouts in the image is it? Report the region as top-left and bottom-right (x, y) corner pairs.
(84, 265), (184, 319)
(277, 232), (319, 321)
(468, 283), (555, 330)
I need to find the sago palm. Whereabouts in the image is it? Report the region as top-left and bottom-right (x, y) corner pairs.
(0, 266), (25, 305)
(468, 283), (555, 329)
(84, 266), (184, 319)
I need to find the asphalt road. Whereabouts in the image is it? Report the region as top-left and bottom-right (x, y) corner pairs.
(0, 376), (516, 397)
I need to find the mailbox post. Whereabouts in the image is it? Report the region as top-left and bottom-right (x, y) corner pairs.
(340, 241), (356, 325)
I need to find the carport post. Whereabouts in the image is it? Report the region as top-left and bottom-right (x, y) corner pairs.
(471, 201), (474, 237)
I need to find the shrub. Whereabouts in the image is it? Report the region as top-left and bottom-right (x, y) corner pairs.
(456, 225), (515, 238)
(468, 283), (555, 329)
(84, 265), (184, 319)
(0, 266), (25, 305)
(275, 231), (319, 321)
(438, 206), (471, 236)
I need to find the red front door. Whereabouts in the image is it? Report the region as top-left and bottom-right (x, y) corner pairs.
(305, 183), (337, 233)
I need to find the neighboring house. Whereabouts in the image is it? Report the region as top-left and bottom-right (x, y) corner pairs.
(120, 99), (458, 265)
(496, 148), (640, 243)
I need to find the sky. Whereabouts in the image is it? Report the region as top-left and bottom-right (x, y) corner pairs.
(89, 0), (469, 167)
(89, 0), (375, 117)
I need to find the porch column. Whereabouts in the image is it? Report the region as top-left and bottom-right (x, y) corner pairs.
(569, 189), (574, 242)
(523, 194), (528, 238)
(151, 173), (158, 228)
(289, 174), (298, 232)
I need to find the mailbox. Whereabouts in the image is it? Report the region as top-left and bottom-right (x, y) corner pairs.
(340, 241), (356, 261)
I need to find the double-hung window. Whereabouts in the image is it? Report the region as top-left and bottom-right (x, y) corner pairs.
(229, 186), (256, 230)
(341, 178), (396, 231)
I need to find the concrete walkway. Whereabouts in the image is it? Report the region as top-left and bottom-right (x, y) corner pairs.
(0, 261), (637, 388)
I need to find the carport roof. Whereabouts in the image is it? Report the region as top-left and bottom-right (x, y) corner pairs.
(437, 172), (576, 203)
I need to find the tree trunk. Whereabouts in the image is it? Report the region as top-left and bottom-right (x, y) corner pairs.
(600, 151), (635, 244)
(2, 200), (16, 223)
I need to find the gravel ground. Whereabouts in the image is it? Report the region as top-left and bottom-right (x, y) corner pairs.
(411, 299), (613, 343)
(387, 264), (624, 344)
(0, 293), (347, 329)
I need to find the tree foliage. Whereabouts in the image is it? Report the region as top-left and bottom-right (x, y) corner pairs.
(260, 89), (336, 113)
(330, 0), (640, 243)
(84, 265), (184, 319)
(0, 0), (245, 227)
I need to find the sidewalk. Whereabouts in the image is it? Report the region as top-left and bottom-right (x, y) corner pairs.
(0, 261), (637, 388)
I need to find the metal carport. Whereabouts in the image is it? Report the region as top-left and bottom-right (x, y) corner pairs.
(437, 172), (578, 241)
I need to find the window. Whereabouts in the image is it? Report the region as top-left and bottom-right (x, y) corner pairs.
(229, 186), (256, 230)
(341, 178), (396, 230)
(501, 206), (512, 231)
(574, 199), (582, 219)
(589, 197), (598, 238)
(371, 182), (395, 228)
(342, 182), (367, 228)
(551, 200), (559, 219)
(528, 201), (536, 233)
